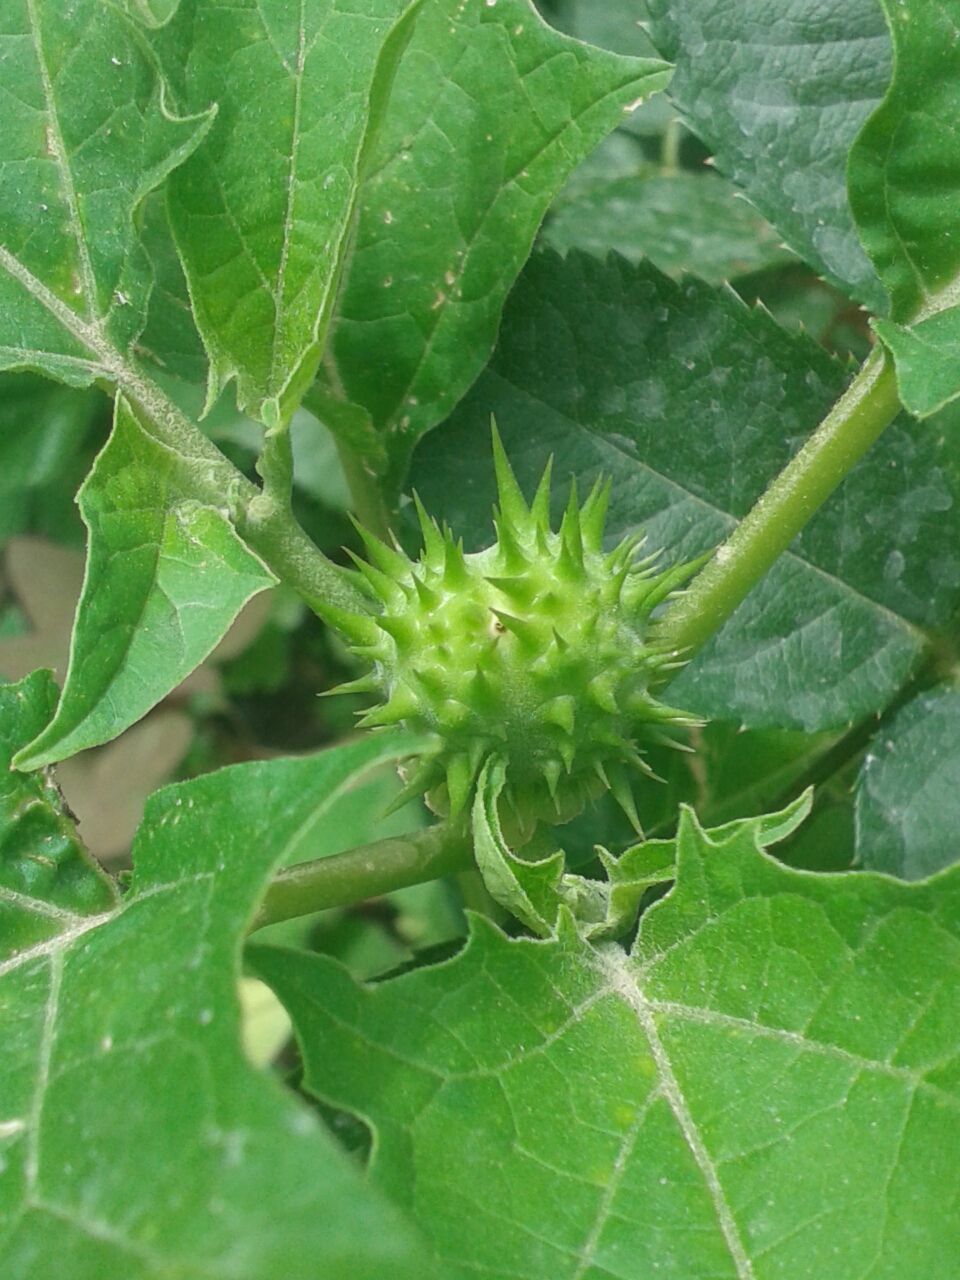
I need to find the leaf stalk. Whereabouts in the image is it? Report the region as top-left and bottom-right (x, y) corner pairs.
(652, 347), (902, 664)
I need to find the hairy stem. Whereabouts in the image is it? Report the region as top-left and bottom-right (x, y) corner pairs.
(653, 347), (901, 663)
(122, 381), (369, 618)
(250, 823), (474, 931)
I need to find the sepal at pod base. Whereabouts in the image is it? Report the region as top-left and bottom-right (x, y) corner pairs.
(324, 428), (703, 846)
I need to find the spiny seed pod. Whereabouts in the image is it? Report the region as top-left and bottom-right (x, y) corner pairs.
(324, 429), (701, 845)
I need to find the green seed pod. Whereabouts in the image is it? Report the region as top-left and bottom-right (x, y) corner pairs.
(325, 429), (701, 845)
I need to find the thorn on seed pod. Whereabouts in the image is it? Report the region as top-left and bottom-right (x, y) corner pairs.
(323, 421), (703, 843)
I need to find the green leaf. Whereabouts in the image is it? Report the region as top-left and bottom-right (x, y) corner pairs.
(598, 790), (812, 940)
(0, 375), (101, 496)
(135, 193), (209, 385)
(472, 758), (564, 936)
(856, 684), (960, 880)
(154, 0), (423, 425)
(540, 0), (662, 58)
(0, 734), (437, 1279)
(411, 251), (960, 730)
(850, 0), (960, 413)
(872, 312), (960, 419)
(0, 672), (117, 961)
(645, 0), (891, 309)
(544, 171), (794, 284)
(0, 0), (213, 386)
(324, 0), (671, 493)
(254, 804), (960, 1279)
(14, 396), (276, 770)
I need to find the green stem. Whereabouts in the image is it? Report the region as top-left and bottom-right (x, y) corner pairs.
(652, 347), (902, 664)
(257, 421), (295, 512)
(335, 437), (393, 538)
(121, 379), (370, 619)
(250, 823), (474, 931)
(661, 116), (681, 175)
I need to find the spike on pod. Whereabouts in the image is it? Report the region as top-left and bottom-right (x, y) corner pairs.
(323, 425), (701, 845)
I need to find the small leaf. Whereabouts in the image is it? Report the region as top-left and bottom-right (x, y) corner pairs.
(0, 736), (438, 1278)
(873, 309), (960, 419)
(14, 396), (276, 769)
(856, 684), (960, 880)
(472, 758), (564, 935)
(255, 801), (960, 1278)
(326, 0), (672, 493)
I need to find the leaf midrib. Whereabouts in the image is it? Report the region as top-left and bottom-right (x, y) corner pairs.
(596, 944), (756, 1280)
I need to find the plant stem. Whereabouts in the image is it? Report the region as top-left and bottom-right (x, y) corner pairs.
(335, 437), (393, 538)
(121, 381), (370, 618)
(257, 421), (295, 511)
(250, 823), (474, 931)
(652, 347), (902, 664)
(661, 116), (681, 175)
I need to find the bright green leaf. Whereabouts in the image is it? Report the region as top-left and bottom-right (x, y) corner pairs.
(849, 1), (960, 412)
(872, 312), (960, 418)
(14, 396), (276, 769)
(0, 0), (213, 386)
(645, 0), (891, 309)
(0, 672), (117, 961)
(254, 802), (960, 1279)
(856, 684), (960, 880)
(153, 0), (422, 424)
(472, 758), (564, 936)
(411, 252), (960, 730)
(324, 0), (672, 493)
(544, 171), (794, 284)
(0, 734), (438, 1279)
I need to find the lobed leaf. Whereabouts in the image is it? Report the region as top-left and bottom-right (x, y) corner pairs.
(255, 803), (960, 1278)
(323, 0), (671, 493)
(0, 725), (437, 1279)
(410, 251), (960, 730)
(644, 0), (891, 309)
(13, 396), (276, 770)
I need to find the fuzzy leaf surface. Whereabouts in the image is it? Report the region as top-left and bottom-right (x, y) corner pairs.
(0, 731), (436, 1280)
(154, 0), (420, 424)
(324, 0), (671, 492)
(411, 252), (959, 730)
(254, 805), (960, 1278)
(0, 0), (212, 386)
(856, 685), (960, 880)
(850, 0), (960, 412)
(644, 0), (890, 309)
(14, 396), (275, 769)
